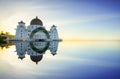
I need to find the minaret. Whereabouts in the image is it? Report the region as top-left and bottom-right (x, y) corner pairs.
(15, 21), (26, 40)
(49, 25), (59, 40)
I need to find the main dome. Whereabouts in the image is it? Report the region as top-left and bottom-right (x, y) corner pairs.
(30, 16), (43, 26)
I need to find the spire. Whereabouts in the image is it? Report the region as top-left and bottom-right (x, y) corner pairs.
(18, 20), (25, 24)
(20, 20), (24, 23)
(52, 25), (56, 27)
(36, 16), (38, 19)
(36, 62), (38, 64)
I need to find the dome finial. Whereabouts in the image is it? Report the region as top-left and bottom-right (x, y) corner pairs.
(36, 62), (38, 64)
(36, 16), (38, 19)
(18, 20), (25, 24)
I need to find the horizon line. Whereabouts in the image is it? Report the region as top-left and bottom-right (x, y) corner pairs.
(63, 39), (120, 41)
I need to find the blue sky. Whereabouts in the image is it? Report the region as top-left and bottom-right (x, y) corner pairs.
(0, 0), (120, 40)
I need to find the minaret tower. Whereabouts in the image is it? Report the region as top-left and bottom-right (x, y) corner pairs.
(49, 25), (59, 40)
(15, 21), (26, 40)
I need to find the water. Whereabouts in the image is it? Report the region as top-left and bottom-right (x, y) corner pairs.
(0, 41), (120, 79)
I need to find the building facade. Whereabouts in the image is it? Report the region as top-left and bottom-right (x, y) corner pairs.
(14, 16), (59, 41)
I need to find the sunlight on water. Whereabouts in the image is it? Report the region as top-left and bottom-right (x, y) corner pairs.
(0, 41), (120, 79)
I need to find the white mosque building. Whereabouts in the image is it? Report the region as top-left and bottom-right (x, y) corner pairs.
(14, 16), (59, 41)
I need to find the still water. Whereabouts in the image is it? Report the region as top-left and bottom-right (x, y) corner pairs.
(0, 41), (120, 79)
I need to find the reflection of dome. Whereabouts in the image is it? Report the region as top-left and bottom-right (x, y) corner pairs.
(30, 16), (43, 26)
(30, 55), (43, 64)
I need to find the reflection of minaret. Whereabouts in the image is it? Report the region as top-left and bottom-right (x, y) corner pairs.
(15, 42), (27, 60)
(49, 41), (59, 56)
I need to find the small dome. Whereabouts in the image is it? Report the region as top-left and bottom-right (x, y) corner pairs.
(30, 16), (43, 26)
(30, 55), (43, 64)
(18, 20), (25, 24)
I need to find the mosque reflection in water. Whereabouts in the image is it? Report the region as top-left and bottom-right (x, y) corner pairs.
(14, 41), (59, 64)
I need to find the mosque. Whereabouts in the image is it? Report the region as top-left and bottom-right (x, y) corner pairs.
(13, 16), (61, 64)
(14, 16), (59, 41)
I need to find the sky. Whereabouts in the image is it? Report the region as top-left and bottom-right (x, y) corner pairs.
(0, 0), (120, 40)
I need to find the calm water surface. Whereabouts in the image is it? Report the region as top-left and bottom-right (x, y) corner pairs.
(0, 41), (120, 79)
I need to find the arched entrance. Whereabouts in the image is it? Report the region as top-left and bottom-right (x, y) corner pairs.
(30, 27), (50, 41)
